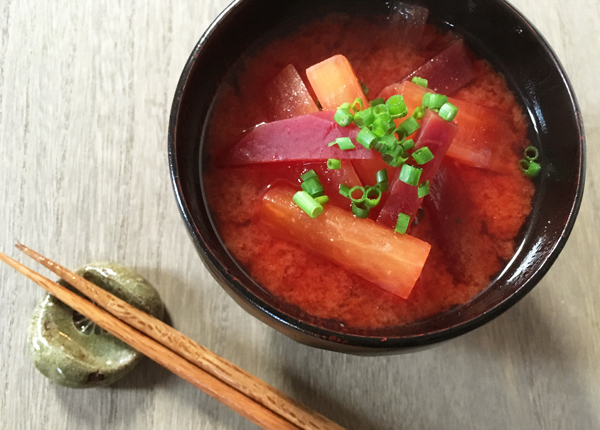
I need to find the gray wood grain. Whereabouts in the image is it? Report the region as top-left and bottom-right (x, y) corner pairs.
(1, 1), (598, 429)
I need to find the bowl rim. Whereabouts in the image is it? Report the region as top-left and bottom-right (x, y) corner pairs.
(168, 0), (586, 351)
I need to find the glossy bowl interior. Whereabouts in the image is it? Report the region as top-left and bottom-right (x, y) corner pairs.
(168, 0), (585, 354)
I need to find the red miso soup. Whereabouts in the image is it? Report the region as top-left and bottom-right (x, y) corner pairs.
(202, 7), (536, 331)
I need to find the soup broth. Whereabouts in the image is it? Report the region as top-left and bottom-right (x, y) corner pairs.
(203, 12), (534, 330)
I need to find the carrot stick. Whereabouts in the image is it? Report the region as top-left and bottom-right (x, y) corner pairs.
(306, 55), (367, 111)
(260, 185), (431, 299)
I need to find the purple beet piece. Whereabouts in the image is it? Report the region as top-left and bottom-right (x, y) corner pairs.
(376, 111), (458, 230)
(221, 111), (375, 166)
(404, 39), (476, 95)
(388, 1), (429, 45)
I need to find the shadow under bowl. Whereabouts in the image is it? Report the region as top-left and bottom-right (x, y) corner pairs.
(168, 0), (585, 354)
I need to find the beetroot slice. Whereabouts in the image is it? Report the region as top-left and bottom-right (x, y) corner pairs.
(221, 111), (375, 166)
(388, 2), (429, 45)
(376, 111), (458, 230)
(404, 39), (476, 95)
(265, 64), (319, 122)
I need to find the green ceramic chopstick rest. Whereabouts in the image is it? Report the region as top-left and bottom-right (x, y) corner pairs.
(27, 262), (165, 388)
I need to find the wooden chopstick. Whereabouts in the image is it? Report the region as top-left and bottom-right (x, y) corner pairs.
(1, 247), (345, 430)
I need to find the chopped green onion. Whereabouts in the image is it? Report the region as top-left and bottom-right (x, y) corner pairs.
(327, 158), (341, 170)
(524, 146), (539, 162)
(395, 212), (411, 234)
(372, 117), (394, 137)
(439, 102), (458, 121)
(373, 104), (392, 123)
(417, 180), (430, 198)
(360, 80), (370, 95)
(520, 159), (541, 177)
(352, 202), (370, 219)
(315, 195), (329, 205)
(376, 169), (388, 185)
(293, 191), (324, 219)
(354, 107), (375, 128)
(399, 164), (422, 186)
(386, 94), (407, 118)
(300, 169), (318, 181)
(411, 76), (428, 87)
(422, 93), (431, 108)
(401, 139), (415, 152)
(364, 186), (382, 208)
(356, 127), (377, 149)
(370, 98), (385, 107)
(351, 97), (364, 114)
(383, 153), (408, 168)
(412, 147), (435, 165)
(412, 106), (425, 120)
(349, 186), (366, 204)
(374, 134), (397, 152)
(334, 108), (353, 127)
(340, 103), (351, 110)
(397, 117), (420, 138)
(301, 177), (324, 197)
(339, 183), (351, 198)
(328, 137), (355, 150)
(425, 94), (449, 110)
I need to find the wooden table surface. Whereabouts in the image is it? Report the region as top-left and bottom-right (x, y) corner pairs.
(1, 1), (598, 429)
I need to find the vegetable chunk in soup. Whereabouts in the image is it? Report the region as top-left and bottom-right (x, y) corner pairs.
(203, 10), (535, 330)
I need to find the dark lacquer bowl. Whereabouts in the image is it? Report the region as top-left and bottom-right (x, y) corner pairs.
(168, 0), (585, 354)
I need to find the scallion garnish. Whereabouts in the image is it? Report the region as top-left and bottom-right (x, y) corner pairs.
(329, 137), (355, 150)
(412, 147), (434, 165)
(351, 97), (364, 114)
(412, 76), (428, 88)
(376, 168), (388, 185)
(417, 180), (430, 198)
(412, 106), (425, 120)
(301, 177), (325, 197)
(397, 117), (420, 138)
(349, 186), (366, 204)
(369, 98), (384, 107)
(334, 107), (353, 127)
(421, 93), (431, 108)
(356, 127), (377, 149)
(372, 117), (394, 137)
(399, 164), (422, 186)
(327, 158), (341, 170)
(352, 202), (370, 219)
(401, 139), (415, 152)
(386, 94), (407, 118)
(300, 169), (318, 181)
(360, 80), (370, 95)
(439, 102), (458, 121)
(395, 212), (410, 234)
(293, 191), (324, 219)
(364, 186), (382, 208)
(339, 183), (351, 198)
(354, 107), (375, 128)
(315, 195), (329, 205)
(520, 159), (541, 178)
(425, 94), (448, 110)
(524, 146), (539, 161)
(373, 104), (392, 123)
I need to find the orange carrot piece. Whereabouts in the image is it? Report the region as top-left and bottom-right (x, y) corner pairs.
(306, 55), (367, 111)
(378, 81), (517, 171)
(260, 185), (431, 299)
(265, 64), (319, 121)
